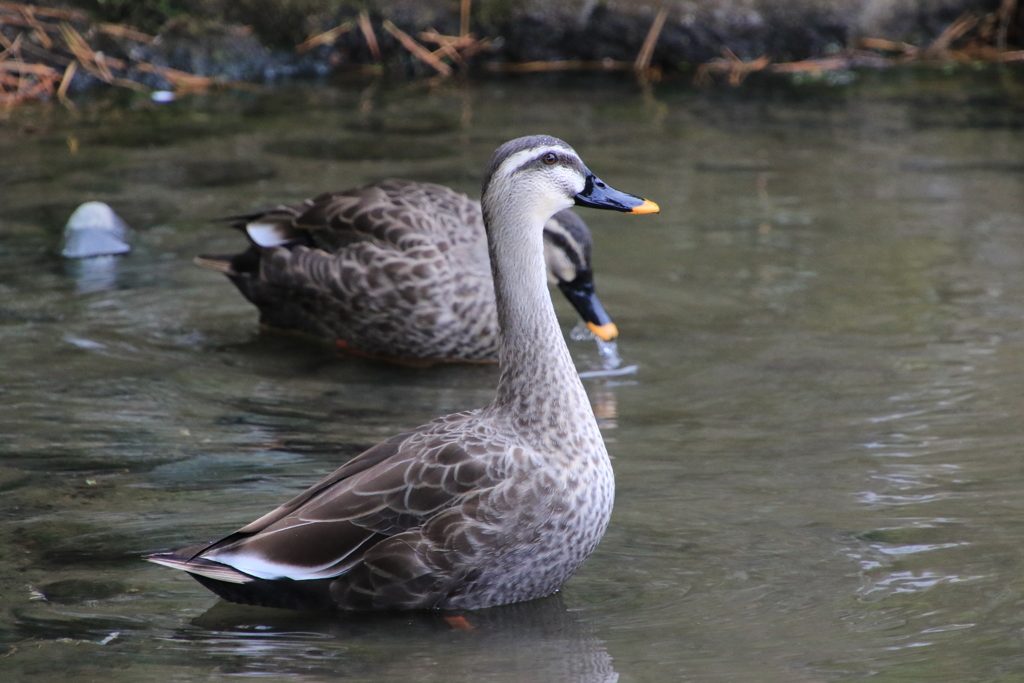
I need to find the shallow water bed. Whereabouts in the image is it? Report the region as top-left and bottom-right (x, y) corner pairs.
(2, 70), (1024, 682)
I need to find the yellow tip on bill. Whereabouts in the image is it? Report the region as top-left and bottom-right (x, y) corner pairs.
(630, 199), (660, 214)
(588, 321), (619, 341)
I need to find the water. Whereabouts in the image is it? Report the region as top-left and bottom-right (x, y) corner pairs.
(2, 69), (1024, 682)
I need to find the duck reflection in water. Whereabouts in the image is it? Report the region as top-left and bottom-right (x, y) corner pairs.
(182, 594), (619, 683)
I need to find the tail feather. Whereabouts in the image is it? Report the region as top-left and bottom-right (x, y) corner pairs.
(147, 552), (253, 584)
(148, 550), (336, 610)
(194, 255), (235, 273)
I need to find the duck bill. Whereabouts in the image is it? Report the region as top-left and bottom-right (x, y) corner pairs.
(574, 174), (659, 214)
(557, 272), (619, 341)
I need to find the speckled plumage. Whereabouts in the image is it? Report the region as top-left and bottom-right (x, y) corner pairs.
(198, 179), (609, 362)
(149, 136), (657, 610)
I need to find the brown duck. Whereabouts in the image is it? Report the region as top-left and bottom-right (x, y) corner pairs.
(149, 135), (658, 610)
(197, 179), (618, 362)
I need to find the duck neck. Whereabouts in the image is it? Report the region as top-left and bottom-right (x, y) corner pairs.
(483, 197), (598, 445)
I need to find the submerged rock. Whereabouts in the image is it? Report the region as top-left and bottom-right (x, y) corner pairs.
(61, 202), (131, 259)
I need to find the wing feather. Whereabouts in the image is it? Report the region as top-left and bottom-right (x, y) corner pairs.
(191, 413), (500, 583)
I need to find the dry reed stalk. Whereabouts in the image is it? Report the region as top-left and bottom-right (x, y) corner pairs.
(0, 12), (63, 34)
(84, 47), (212, 91)
(420, 30), (490, 64)
(57, 59), (76, 107)
(59, 22), (111, 82)
(93, 51), (115, 82)
(459, 40), (490, 59)
(358, 12), (381, 62)
(12, 37), (72, 64)
(133, 61), (213, 91)
(0, 60), (59, 76)
(20, 6), (53, 48)
(23, 74), (53, 97)
(429, 39), (464, 65)
(928, 12), (980, 54)
(486, 59), (632, 72)
(460, 0), (472, 39)
(0, 0), (225, 104)
(731, 55), (768, 84)
(382, 20), (451, 75)
(695, 48), (768, 85)
(858, 37), (918, 56)
(769, 57), (847, 73)
(0, 32), (21, 61)
(634, 6), (668, 72)
(97, 23), (154, 44)
(296, 21), (352, 52)
(0, 2), (87, 23)
(997, 0), (1018, 51)
(420, 30), (475, 49)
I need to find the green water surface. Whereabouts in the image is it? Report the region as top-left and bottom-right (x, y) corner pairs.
(2, 69), (1024, 682)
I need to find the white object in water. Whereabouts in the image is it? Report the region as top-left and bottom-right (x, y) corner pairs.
(151, 90), (176, 103)
(570, 321), (639, 379)
(61, 201), (131, 258)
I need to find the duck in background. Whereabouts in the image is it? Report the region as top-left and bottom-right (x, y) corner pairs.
(198, 179), (618, 364)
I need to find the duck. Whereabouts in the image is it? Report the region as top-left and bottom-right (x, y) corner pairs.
(197, 179), (618, 363)
(148, 135), (658, 611)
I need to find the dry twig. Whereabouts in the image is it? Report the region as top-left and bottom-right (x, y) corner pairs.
(358, 12), (381, 62)
(0, 31), (21, 61)
(0, 1), (227, 106)
(0, 2), (87, 22)
(695, 48), (769, 85)
(382, 19), (451, 75)
(997, 0), (1018, 51)
(56, 59), (75, 106)
(420, 30), (491, 65)
(769, 57), (847, 74)
(296, 21), (352, 52)
(927, 11), (980, 55)
(97, 23), (154, 44)
(0, 60), (58, 76)
(58, 22), (108, 82)
(18, 5), (53, 48)
(858, 37), (918, 57)
(460, 0), (472, 39)
(486, 59), (632, 72)
(634, 6), (668, 73)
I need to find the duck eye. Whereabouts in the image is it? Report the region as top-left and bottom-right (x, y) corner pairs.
(542, 152), (558, 165)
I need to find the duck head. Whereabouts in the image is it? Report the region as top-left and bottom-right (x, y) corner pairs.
(482, 135), (659, 226)
(483, 135), (658, 342)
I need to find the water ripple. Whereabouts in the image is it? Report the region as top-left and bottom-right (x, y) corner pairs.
(858, 570), (985, 600)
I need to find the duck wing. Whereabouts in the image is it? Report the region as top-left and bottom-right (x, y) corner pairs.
(230, 180), (485, 252)
(196, 181), (497, 359)
(151, 412), (499, 591)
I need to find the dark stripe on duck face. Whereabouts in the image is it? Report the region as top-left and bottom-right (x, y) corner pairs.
(546, 210), (592, 264)
(543, 221), (585, 278)
(515, 152), (589, 183)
